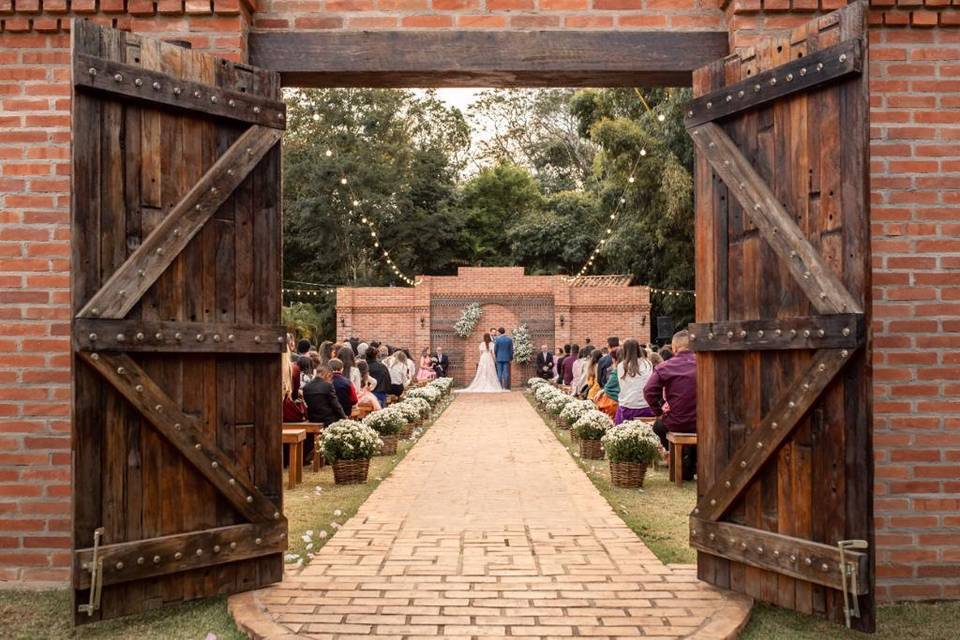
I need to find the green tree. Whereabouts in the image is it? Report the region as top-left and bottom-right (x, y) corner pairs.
(282, 88), (470, 337)
(458, 162), (544, 265)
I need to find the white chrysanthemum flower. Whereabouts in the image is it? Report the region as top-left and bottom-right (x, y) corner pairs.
(333, 509), (342, 517)
(318, 530), (328, 538)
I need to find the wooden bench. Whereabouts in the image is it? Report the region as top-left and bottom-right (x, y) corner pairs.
(282, 428), (306, 489)
(283, 422), (325, 472)
(667, 432), (698, 487)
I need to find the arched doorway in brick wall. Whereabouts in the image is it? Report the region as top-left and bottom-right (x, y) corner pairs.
(461, 304), (519, 385)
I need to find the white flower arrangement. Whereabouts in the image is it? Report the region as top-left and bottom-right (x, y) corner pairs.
(407, 396), (432, 418)
(534, 385), (561, 404)
(363, 407), (405, 436)
(560, 399), (596, 426)
(407, 385), (441, 405)
(453, 302), (483, 338)
(393, 401), (422, 423)
(546, 395), (572, 416)
(429, 377), (453, 395)
(321, 419), (383, 462)
(572, 410), (614, 440)
(528, 377), (549, 388)
(512, 324), (534, 364)
(601, 421), (663, 465)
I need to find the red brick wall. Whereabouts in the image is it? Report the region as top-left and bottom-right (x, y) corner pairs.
(0, 0), (958, 602)
(336, 268), (651, 384)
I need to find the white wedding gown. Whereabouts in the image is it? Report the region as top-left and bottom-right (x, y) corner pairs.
(458, 342), (507, 393)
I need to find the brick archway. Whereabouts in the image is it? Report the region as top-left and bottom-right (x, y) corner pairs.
(462, 304), (519, 385)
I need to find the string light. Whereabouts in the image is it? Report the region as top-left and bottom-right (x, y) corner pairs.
(312, 139), (419, 287)
(650, 286), (696, 298)
(565, 89), (672, 284)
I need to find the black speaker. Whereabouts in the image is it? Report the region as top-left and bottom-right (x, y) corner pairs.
(656, 316), (674, 342)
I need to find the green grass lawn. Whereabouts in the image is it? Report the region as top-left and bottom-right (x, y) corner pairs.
(0, 396), (452, 640)
(525, 391), (959, 639)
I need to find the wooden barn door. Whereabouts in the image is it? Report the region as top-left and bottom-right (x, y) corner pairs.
(70, 21), (286, 622)
(687, 2), (873, 632)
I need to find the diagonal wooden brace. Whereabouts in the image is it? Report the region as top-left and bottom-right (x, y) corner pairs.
(77, 125), (282, 320)
(694, 348), (854, 522)
(690, 122), (862, 316)
(79, 351), (285, 524)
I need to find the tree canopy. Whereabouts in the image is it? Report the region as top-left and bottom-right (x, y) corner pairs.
(282, 87), (695, 341)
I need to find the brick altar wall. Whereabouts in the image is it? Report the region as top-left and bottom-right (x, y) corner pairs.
(0, 0), (957, 602)
(336, 267), (651, 385)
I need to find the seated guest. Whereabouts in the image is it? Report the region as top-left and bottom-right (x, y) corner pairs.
(367, 349), (392, 407)
(644, 330), (697, 480)
(649, 351), (664, 367)
(571, 346), (591, 396)
(585, 348), (604, 399)
(660, 347), (673, 361)
(337, 345), (362, 390)
(615, 339), (655, 424)
(594, 347), (620, 419)
(563, 344), (579, 388)
(402, 349), (417, 384)
(317, 340), (335, 367)
(417, 347), (437, 381)
(535, 344), (554, 380)
(328, 358), (357, 416)
(434, 347), (450, 378)
(354, 360), (381, 411)
(597, 336), (620, 386)
(302, 364), (347, 462)
(357, 342), (370, 360)
(387, 349), (409, 397)
(556, 345), (569, 383)
(282, 347), (306, 423)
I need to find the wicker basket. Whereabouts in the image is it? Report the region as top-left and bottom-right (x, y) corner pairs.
(379, 434), (399, 456)
(609, 461), (648, 488)
(579, 438), (604, 460)
(400, 423), (414, 439)
(332, 458), (370, 484)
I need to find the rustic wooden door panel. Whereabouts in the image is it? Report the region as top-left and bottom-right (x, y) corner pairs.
(690, 2), (873, 632)
(71, 21), (286, 623)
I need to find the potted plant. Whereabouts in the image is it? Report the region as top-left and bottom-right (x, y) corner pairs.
(534, 385), (560, 406)
(572, 410), (613, 460)
(546, 395), (572, 426)
(601, 421), (663, 488)
(528, 377), (549, 389)
(559, 399), (594, 431)
(430, 378), (453, 396)
(364, 408), (405, 456)
(407, 385), (441, 406)
(393, 401), (422, 438)
(321, 420), (382, 484)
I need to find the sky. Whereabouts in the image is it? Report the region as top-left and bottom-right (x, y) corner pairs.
(432, 88), (484, 112)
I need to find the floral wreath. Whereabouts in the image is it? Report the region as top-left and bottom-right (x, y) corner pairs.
(453, 302), (483, 338)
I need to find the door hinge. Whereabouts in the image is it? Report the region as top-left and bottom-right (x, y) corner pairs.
(838, 539), (868, 629)
(77, 527), (105, 617)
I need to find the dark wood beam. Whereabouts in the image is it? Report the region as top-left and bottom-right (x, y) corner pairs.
(248, 30), (729, 88)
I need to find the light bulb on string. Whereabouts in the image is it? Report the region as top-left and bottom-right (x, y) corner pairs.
(640, 148), (647, 157)
(657, 114), (666, 122)
(325, 149), (333, 157)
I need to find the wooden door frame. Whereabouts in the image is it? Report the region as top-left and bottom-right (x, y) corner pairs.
(248, 30), (729, 88)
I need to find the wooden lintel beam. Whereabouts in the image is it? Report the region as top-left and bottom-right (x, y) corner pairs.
(75, 53), (287, 129)
(688, 314), (864, 352)
(690, 122), (863, 315)
(248, 30), (729, 88)
(79, 352), (284, 524)
(689, 517), (869, 594)
(77, 125), (282, 320)
(73, 522), (287, 590)
(684, 38), (862, 128)
(694, 348), (853, 522)
(74, 319), (287, 353)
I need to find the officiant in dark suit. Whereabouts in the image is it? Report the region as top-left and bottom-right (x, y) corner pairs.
(433, 347), (450, 378)
(535, 344), (554, 380)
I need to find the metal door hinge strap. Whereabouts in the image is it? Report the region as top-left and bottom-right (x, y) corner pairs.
(77, 527), (105, 616)
(838, 539), (868, 629)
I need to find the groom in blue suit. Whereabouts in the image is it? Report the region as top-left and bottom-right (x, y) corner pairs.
(493, 327), (514, 390)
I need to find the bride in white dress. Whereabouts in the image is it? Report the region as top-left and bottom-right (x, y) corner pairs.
(458, 333), (507, 393)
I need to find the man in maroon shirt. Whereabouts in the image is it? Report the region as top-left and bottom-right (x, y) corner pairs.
(644, 329), (697, 480)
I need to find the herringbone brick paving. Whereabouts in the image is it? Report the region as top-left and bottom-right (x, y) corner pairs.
(230, 392), (751, 639)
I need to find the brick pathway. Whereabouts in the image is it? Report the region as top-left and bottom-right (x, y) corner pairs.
(230, 392), (751, 639)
